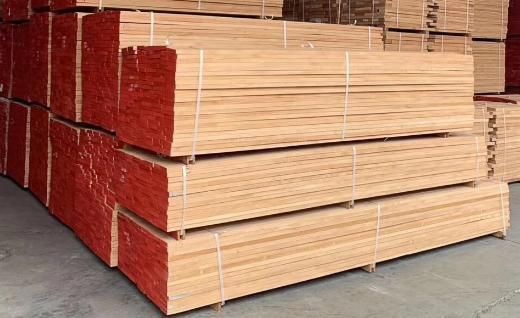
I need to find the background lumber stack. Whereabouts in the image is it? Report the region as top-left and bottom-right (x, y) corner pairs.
(473, 41), (506, 93)
(80, 11), (383, 131)
(474, 0), (508, 40)
(119, 48), (474, 156)
(118, 182), (509, 315)
(75, 129), (121, 267)
(507, 0), (520, 90)
(0, 98), (8, 175)
(51, 0), (282, 17)
(2, 0), (31, 22)
(50, 13), (85, 122)
(28, 106), (52, 206)
(0, 24), (13, 98)
(6, 101), (30, 188)
(476, 96), (520, 182)
(49, 118), (80, 230)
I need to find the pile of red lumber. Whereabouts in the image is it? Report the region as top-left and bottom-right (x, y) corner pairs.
(506, 38), (520, 88)
(28, 106), (52, 206)
(49, 118), (80, 229)
(2, 0), (30, 22)
(0, 98), (8, 175)
(50, 13), (85, 122)
(0, 24), (13, 98)
(6, 101), (30, 188)
(509, 0), (520, 36)
(75, 129), (121, 266)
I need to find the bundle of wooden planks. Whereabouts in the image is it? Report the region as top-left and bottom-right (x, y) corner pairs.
(435, 0), (474, 34)
(384, 31), (427, 52)
(118, 181), (509, 315)
(28, 106), (52, 206)
(51, 13), (86, 122)
(0, 98), (8, 175)
(0, 24), (13, 98)
(51, 0), (282, 18)
(79, 11), (383, 131)
(75, 129), (121, 267)
(508, 0), (520, 36)
(473, 41), (505, 93)
(117, 134), (487, 233)
(49, 118), (80, 230)
(119, 47), (474, 157)
(11, 12), (52, 106)
(473, 0), (509, 39)
(6, 101), (30, 188)
(476, 96), (520, 182)
(2, 0), (30, 21)
(384, 31), (471, 54)
(506, 38), (520, 88)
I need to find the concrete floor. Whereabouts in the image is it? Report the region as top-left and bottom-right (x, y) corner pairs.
(1, 178), (520, 318)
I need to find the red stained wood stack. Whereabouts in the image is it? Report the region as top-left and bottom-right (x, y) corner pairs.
(49, 118), (80, 230)
(6, 101), (30, 188)
(0, 98), (9, 175)
(31, 0), (49, 10)
(51, 13), (85, 122)
(506, 38), (520, 88)
(29, 12), (52, 107)
(11, 22), (31, 103)
(75, 129), (121, 267)
(2, 0), (31, 22)
(28, 106), (52, 206)
(0, 24), (13, 98)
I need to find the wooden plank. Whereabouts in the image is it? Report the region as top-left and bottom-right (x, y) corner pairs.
(80, 11), (384, 131)
(119, 47), (475, 157)
(116, 134), (487, 232)
(52, 0), (282, 18)
(117, 181), (510, 315)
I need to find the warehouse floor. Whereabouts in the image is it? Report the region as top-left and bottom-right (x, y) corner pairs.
(1, 178), (520, 318)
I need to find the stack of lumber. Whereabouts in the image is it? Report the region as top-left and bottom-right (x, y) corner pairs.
(506, 38), (520, 88)
(2, 0), (30, 21)
(30, 12), (52, 107)
(75, 129), (121, 267)
(428, 33), (472, 54)
(28, 106), (52, 206)
(119, 47), (474, 157)
(0, 24), (13, 98)
(6, 101), (30, 188)
(473, 41), (505, 93)
(51, 13), (86, 122)
(11, 22), (31, 103)
(116, 135), (487, 233)
(0, 98), (8, 175)
(80, 12), (383, 131)
(11, 12), (52, 106)
(508, 0), (520, 36)
(473, 0), (509, 39)
(476, 97), (520, 182)
(49, 118), (80, 230)
(118, 181), (510, 315)
(435, 0), (474, 34)
(384, 31), (427, 52)
(51, 0), (282, 17)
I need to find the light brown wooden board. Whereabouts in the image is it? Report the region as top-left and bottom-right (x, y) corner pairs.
(473, 41), (505, 93)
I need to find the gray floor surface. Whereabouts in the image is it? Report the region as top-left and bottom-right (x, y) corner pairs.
(1, 177), (520, 318)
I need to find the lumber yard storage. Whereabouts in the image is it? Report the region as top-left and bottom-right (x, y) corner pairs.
(1, 0), (520, 317)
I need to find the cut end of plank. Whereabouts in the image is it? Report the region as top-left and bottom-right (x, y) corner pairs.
(28, 106), (52, 206)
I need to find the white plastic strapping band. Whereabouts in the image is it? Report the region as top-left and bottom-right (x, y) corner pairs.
(421, 34), (424, 52)
(98, 0), (103, 10)
(444, 0), (447, 31)
(342, 51), (350, 140)
(261, 0), (266, 18)
(421, 0), (425, 29)
(283, 21), (287, 48)
(499, 183), (508, 235)
(213, 232), (226, 305)
(198, 0), (202, 10)
(441, 35), (445, 52)
(180, 165), (189, 234)
(372, 204), (382, 266)
(475, 136), (480, 182)
(501, 0), (504, 40)
(191, 50), (205, 162)
(465, 0), (470, 33)
(371, 0), (375, 25)
(351, 146), (357, 206)
(368, 26), (371, 50)
(149, 12), (155, 46)
(396, 0), (400, 28)
(398, 33), (402, 52)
